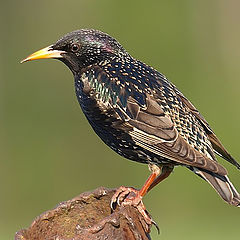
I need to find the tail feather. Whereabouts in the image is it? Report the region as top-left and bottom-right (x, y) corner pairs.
(191, 167), (240, 207)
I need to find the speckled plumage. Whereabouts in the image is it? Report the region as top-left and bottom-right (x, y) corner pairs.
(77, 58), (212, 160)
(23, 29), (240, 207)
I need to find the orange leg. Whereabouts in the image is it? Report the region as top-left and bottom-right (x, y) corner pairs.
(111, 165), (173, 226)
(138, 166), (160, 197)
(147, 166), (173, 193)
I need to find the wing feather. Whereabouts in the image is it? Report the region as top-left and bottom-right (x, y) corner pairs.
(176, 89), (240, 169)
(86, 62), (239, 173)
(126, 96), (227, 176)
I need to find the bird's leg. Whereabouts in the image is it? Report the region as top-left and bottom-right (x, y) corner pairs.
(138, 164), (161, 198)
(147, 166), (173, 193)
(111, 164), (163, 226)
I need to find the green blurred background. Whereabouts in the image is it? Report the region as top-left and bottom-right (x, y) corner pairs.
(1, 0), (240, 239)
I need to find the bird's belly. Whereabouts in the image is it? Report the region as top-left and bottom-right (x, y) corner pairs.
(74, 79), (173, 166)
(75, 83), (161, 165)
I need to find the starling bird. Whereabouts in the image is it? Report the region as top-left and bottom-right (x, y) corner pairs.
(22, 29), (240, 224)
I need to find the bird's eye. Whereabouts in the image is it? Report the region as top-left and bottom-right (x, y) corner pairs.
(71, 43), (80, 52)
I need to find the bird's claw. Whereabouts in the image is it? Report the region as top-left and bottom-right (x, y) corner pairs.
(111, 186), (139, 209)
(111, 186), (159, 233)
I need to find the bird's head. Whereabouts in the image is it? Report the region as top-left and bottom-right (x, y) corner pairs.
(21, 29), (129, 73)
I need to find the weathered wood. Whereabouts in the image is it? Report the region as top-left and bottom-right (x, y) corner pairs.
(15, 187), (152, 240)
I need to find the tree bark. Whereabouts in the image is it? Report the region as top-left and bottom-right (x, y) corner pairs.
(15, 187), (152, 240)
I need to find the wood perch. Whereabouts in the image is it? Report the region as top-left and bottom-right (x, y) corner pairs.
(15, 187), (153, 240)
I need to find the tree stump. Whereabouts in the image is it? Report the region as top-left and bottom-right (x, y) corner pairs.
(15, 187), (152, 240)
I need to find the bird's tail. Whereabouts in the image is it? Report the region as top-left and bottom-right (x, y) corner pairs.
(191, 167), (240, 207)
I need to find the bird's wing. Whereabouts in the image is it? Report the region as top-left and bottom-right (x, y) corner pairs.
(173, 86), (240, 169)
(123, 95), (227, 176)
(88, 61), (236, 175)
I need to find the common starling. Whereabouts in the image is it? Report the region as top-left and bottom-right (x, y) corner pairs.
(22, 29), (240, 224)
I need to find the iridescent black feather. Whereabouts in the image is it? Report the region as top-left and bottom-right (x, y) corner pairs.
(26, 29), (240, 206)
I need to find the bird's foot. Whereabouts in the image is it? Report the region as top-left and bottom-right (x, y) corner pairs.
(111, 186), (158, 231)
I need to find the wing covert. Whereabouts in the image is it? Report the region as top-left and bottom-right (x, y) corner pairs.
(125, 95), (227, 176)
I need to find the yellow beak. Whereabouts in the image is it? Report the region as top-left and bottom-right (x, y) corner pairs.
(21, 46), (66, 63)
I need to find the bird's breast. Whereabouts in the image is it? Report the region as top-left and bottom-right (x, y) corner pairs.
(74, 74), (113, 126)
(74, 74), (127, 148)
(73, 73), (154, 164)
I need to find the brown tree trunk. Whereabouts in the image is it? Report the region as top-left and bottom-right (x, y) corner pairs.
(15, 187), (152, 240)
